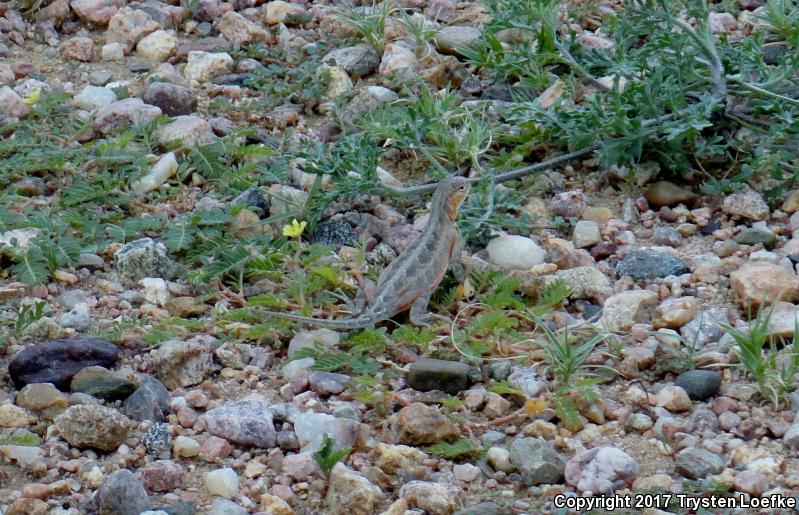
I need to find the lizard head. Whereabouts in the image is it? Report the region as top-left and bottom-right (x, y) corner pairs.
(434, 177), (471, 221)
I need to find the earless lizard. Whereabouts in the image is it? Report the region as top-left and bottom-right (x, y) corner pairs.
(260, 177), (471, 329)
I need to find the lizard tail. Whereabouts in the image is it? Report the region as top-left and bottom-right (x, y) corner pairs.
(260, 310), (371, 329)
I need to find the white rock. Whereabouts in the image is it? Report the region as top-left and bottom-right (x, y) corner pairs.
(73, 85), (118, 110)
(136, 29), (178, 62)
(655, 385), (692, 412)
(131, 152), (178, 194)
(318, 64), (352, 98)
(205, 467), (239, 498)
(102, 42), (126, 61)
(379, 43), (418, 75)
(173, 436), (200, 457)
(281, 357), (315, 380)
(185, 51), (234, 84)
(453, 463), (481, 482)
(573, 220), (601, 248)
(601, 290), (659, 332)
(288, 329), (340, 358)
(140, 277), (170, 305)
(0, 228), (40, 251)
(0, 86), (30, 118)
(487, 446), (514, 472)
(293, 412), (361, 453)
(486, 235), (546, 270)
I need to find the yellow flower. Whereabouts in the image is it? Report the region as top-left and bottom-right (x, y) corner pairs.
(23, 87), (41, 106)
(282, 219), (307, 239)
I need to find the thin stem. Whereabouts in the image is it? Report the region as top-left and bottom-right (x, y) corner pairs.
(729, 77), (799, 108)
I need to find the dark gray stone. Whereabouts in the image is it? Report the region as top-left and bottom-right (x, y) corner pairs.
(675, 370), (722, 401)
(322, 44), (380, 78)
(95, 469), (151, 515)
(9, 337), (119, 390)
(70, 366), (135, 401)
(408, 358), (470, 395)
(159, 501), (197, 515)
(311, 220), (358, 250)
(615, 250), (691, 282)
(143, 81), (198, 117)
(675, 448), (724, 479)
(142, 422), (172, 457)
(123, 375), (171, 422)
(456, 501), (511, 515)
(231, 187), (270, 219)
(734, 227), (777, 248)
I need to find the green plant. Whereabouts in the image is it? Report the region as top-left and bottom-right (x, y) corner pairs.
(0, 301), (46, 347)
(718, 305), (799, 408)
(756, 0), (799, 47)
(0, 431), (42, 446)
(427, 438), (481, 460)
(313, 433), (351, 476)
(333, 0), (394, 53)
(524, 312), (607, 430)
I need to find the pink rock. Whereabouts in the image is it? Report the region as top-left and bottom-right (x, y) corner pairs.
(141, 459), (186, 492)
(177, 406), (198, 428)
(200, 436), (232, 462)
(61, 36), (94, 62)
(70, 0), (125, 25)
(282, 452), (318, 480)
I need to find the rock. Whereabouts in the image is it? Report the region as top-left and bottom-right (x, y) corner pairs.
(709, 11), (738, 32)
(509, 437), (565, 485)
(391, 403), (460, 445)
(202, 399), (276, 448)
(205, 468), (239, 498)
(185, 51), (234, 84)
(15, 383), (68, 419)
(70, 366), (135, 401)
(308, 371), (349, 396)
(434, 26), (481, 56)
(141, 460), (186, 492)
(0, 404), (34, 427)
(379, 42), (418, 75)
(655, 385), (692, 412)
(546, 267), (612, 303)
(679, 307), (728, 347)
(0, 86), (30, 118)
(231, 187), (270, 219)
(615, 250), (690, 282)
(600, 290), (659, 332)
(114, 238), (172, 286)
(95, 469), (151, 515)
(456, 502), (507, 515)
(218, 11), (270, 45)
(310, 220), (358, 249)
(106, 7), (161, 49)
(9, 337), (119, 390)
(644, 181), (696, 208)
(652, 227), (682, 247)
(564, 446), (638, 494)
(71, 0), (124, 25)
(60, 36), (94, 62)
(151, 340), (210, 389)
(209, 498), (247, 515)
(653, 297), (700, 329)
(131, 152), (179, 194)
(282, 452), (317, 480)
(735, 226), (776, 248)
(733, 469), (768, 496)
(730, 261), (799, 310)
(573, 220), (601, 248)
(54, 404), (132, 451)
(340, 86), (398, 126)
(59, 303), (92, 331)
(93, 97), (162, 134)
(124, 376), (171, 422)
(142, 82), (196, 116)
(550, 190), (587, 218)
(164, 296), (207, 317)
(675, 448), (725, 479)
(102, 42), (126, 60)
(453, 463), (481, 482)
(322, 45), (380, 78)
(173, 435), (200, 457)
(140, 277), (169, 305)
(260, 494), (293, 515)
(722, 188), (770, 221)
(407, 358), (470, 394)
(399, 481), (463, 514)
(486, 235), (546, 269)
(486, 446), (514, 473)
(507, 367), (548, 397)
(326, 462), (382, 514)
(294, 412), (361, 452)
(784, 423), (799, 450)
(136, 30), (178, 62)
(153, 115), (216, 148)
(142, 422), (172, 456)
(674, 370), (721, 401)
(263, 0), (305, 25)
(374, 442), (427, 475)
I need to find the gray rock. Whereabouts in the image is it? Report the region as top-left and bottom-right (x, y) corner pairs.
(151, 340), (211, 389)
(326, 462), (382, 514)
(509, 437), (565, 485)
(142, 422), (172, 457)
(54, 404), (133, 451)
(434, 25), (482, 56)
(308, 371), (349, 396)
(507, 367), (547, 398)
(95, 469), (151, 515)
(615, 250), (690, 282)
(113, 238), (173, 286)
(675, 448), (725, 479)
(564, 445), (638, 494)
(322, 44), (380, 78)
(9, 337), (119, 390)
(158, 501), (196, 515)
(407, 358), (470, 394)
(311, 220), (358, 250)
(142, 81), (197, 116)
(230, 187), (270, 219)
(680, 308), (728, 348)
(202, 400), (276, 448)
(124, 375), (171, 422)
(687, 408), (719, 433)
(456, 501), (509, 515)
(791, 389), (799, 411)
(675, 370), (722, 401)
(59, 303), (92, 331)
(208, 498), (247, 515)
(70, 366), (135, 401)
(735, 226), (777, 248)
(485, 362), (512, 381)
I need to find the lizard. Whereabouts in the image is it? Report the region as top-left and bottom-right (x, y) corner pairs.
(259, 177), (471, 329)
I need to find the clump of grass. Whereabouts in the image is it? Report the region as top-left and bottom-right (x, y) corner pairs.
(313, 434), (350, 476)
(718, 305), (799, 408)
(332, 0), (394, 54)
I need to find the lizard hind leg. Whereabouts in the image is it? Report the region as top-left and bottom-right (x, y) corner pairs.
(409, 292), (444, 327)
